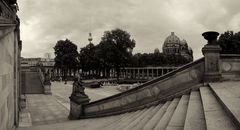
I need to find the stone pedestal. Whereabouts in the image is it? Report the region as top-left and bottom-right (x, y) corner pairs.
(44, 85), (52, 95)
(68, 96), (90, 120)
(69, 101), (82, 120)
(202, 31), (222, 82)
(20, 95), (26, 109)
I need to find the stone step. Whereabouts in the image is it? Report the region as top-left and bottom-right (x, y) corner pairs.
(85, 112), (127, 130)
(115, 108), (149, 130)
(183, 91), (206, 130)
(100, 110), (139, 130)
(131, 104), (163, 130)
(210, 82), (240, 129)
(153, 98), (180, 130)
(142, 101), (171, 130)
(121, 106), (156, 130)
(166, 95), (189, 130)
(200, 87), (237, 130)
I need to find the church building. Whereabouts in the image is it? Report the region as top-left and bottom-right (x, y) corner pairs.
(162, 32), (193, 61)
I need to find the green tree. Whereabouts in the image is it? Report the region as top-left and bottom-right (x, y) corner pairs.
(98, 28), (136, 79)
(218, 31), (240, 54)
(54, 39), (79, 79)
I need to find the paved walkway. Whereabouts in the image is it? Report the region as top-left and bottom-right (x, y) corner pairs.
(18, 81), (120, 128)
(27, 95), (69, 126)
(51, 81), (120, 103)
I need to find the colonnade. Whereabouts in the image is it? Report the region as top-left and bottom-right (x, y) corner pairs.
(44, 66), (178, 80)
(120, 67), (178, 80)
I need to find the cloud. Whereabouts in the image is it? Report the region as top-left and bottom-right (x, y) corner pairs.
(18, 0), (240, 59)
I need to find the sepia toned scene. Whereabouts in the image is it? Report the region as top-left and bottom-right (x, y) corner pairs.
(1, 0), (240, 130)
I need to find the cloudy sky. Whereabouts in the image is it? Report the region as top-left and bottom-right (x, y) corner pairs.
(18, 0), (240, 59)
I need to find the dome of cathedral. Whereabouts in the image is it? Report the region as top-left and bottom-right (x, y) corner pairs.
(163, 32), (181, 48)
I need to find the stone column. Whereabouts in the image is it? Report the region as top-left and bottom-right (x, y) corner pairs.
(152, 69), (154, 78)
(202, 31), (222, 82)
(137, 68), (140, 79)
(147, 69), (149, 79)
(133, 69), (136, 79)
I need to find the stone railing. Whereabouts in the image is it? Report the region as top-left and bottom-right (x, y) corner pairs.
(220, 54), (240, 80)
(82, 58), (204, 118)
(38, 68), (45, 87)
(38, 68), (52, 95)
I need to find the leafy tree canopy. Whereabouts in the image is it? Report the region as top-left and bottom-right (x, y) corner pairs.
(97, 28), (136, 68)
(218, 31), (240, 54)
(54, 39), (79, 68)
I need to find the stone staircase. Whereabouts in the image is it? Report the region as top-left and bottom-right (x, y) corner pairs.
(18, 81), (240, 130)
(22, 71), (44, 94)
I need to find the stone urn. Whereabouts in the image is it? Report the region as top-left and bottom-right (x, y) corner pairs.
(202, 31), (219, 45)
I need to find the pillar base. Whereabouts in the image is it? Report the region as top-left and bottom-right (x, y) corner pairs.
(68, 101), (83, 120)
(44, 85), (52, 95)
(68, 95), (90, 120)
(20, 95), (26, 109)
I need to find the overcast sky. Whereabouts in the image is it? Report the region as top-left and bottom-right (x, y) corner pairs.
(18, 0), (240, 59)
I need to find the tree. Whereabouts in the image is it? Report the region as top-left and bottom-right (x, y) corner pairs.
(98, 28), (136, 79)
(54, 39), (79, 79)
(218, 31), (240, 54)
(129, 52), (190, 67)
(79, 43), (100, 78)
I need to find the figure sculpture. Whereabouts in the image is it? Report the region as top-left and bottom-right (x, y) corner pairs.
(70, 74), (90, 103)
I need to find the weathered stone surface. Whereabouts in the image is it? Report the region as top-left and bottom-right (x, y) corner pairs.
(142, 101), (171, 130)
(210, 81), (240, 127)
(154, 98), (180, 130)
(200, 87), (236, 130)
(184, 91), (206, 130)
(132, 104), (163, 130)
(68, 101), (83, 120)
(166, 95), (189, 130)
(44, 85), (52, 95)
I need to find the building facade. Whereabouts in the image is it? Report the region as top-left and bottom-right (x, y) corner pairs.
(0, 1), (21, 130)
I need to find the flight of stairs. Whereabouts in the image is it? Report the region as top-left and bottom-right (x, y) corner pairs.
(18, 81), (240, 130)
(22, 71), (44, 94)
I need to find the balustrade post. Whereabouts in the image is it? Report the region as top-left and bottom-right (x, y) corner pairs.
(202, 31), (222, 82)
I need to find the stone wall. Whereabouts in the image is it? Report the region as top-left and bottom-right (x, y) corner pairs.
(0, 27), (20, 130)
(220, 54), (240, 80)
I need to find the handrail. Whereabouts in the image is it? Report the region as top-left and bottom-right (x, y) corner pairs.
(85, 57), (204, 107)
(38, 68), (45, 87)
(220, 54), (240, 58)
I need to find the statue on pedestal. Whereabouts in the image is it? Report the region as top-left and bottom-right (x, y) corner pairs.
(70, 74), (90, 104)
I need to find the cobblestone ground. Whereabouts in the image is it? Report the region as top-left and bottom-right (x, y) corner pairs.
(24, 81), (120, 126)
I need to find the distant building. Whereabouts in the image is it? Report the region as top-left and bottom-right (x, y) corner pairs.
(162, 32), (193, 61)
(21, 57), (55, 67)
